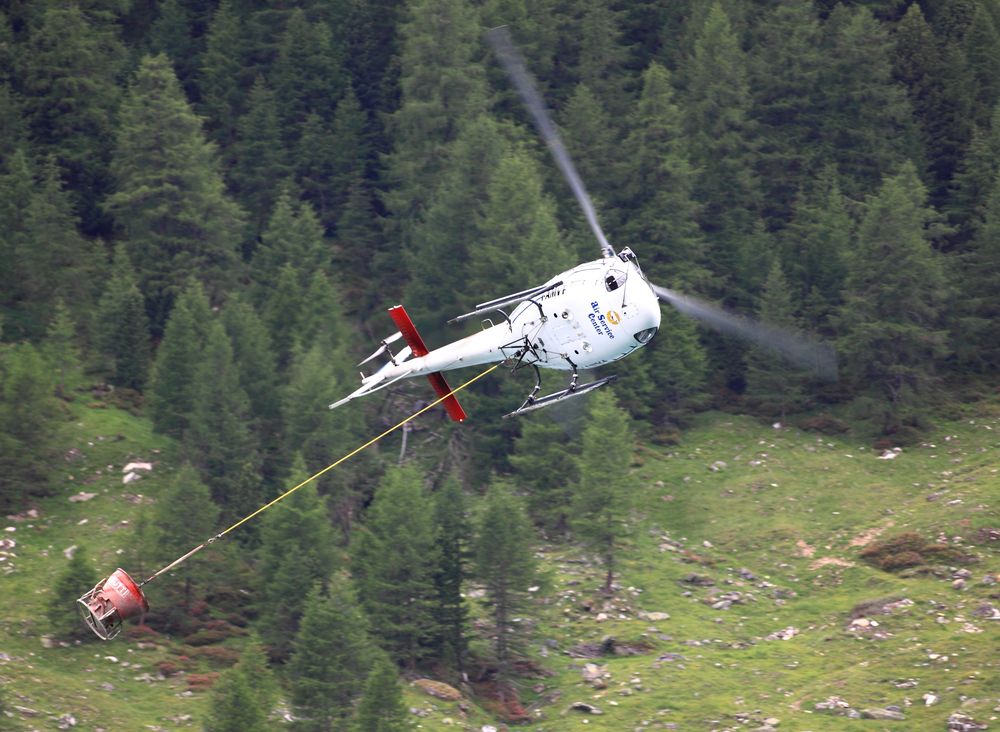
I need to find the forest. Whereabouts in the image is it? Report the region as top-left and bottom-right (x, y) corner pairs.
(2, 0), (1000, 729)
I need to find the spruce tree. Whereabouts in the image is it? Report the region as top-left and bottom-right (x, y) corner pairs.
(509, 417), (579, 534)
(288, 577), (374, 732)
(198, 0), (248, 149)
(744, 261), (807, 419)
(431, 476), (469, 671)
(107, 53), (245, 330)
(838, 162), (951, 434)
(620, 62), (705, 291)
(353, 464), (440, 669)
(147, 281), (212, 438)
(0, 343), (56, 510)
(234, 633), (280, 717)
(955, 169), (1000, 371)
(571, 390), (634, 593)
(44, 298), (79, 396)
(255, 454), (338, 661)
(47, 546), (100, 641)
(352, 652), (411, 732)
(472, 480), (538, 667)
(97, 246), (152, 391)
(184, 320), (263, 524)
(150, 463), (220, 622)
(203, 667), (268, 732)
(17, 4), (123, 232)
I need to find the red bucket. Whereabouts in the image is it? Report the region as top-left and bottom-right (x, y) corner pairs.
(77, 568), (149, 640)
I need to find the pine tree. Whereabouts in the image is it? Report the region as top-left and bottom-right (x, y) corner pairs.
(231, 77), (289, 236)
(221, 298), (284, 485)
(203, 667), (268, 732)
(352, 652), (411, 732)
(571, 390), (634, 593)
(17, 4), (123, 232)
(47, 546), (100, 641)
(838, 162), (952, 434)
(353, 464), (440, 669)
(620, 62), (705, 291)
(235, 633), (280, 717)
(744, 261), (807, 419)
(641, 306), (710, 425)
(819, 5), (915, 200)
(198, 0), (248, 149)
(107, 53), (245, 330)
(0, 148), (35, 319)
(184, 320), (263, 524)
(431, 476), (469, 671)
(44, 298), (79, 396)
(469, 148), (573, 297)
(748, 0), (825, 227)
(97, 246), (152, 391)
(955, 169), (1000, 370)
(383, 0), (488, 228)
(472, 480), (538, 667)
(288, 577), (374, 732)
(575, 0), (629, 115)
(255, 454), (338, 661)
(150, 463), (220, 622)
(509, 417), (579, 534)
(147, 281), (212, 438)
(0, 343), (56, 511)
(148, 0), (199, 96)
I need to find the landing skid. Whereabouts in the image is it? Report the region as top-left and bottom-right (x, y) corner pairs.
(503, 375), (617, 418)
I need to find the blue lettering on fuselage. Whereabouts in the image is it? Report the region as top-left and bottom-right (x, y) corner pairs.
(589, 301), (615, 339)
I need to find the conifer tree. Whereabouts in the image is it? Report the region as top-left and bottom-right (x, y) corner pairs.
(838, 162), (951, 434)
(235, 632), (280, 717)
(0, 343), (56, 510)
(431, 476), (469, 671)
(335, 175), (385, 314)
(184, 320), (263, 524)
(353, 464), (440, 668)
(255, 454), (338, 661)
(955, 169), (1000, 370)
(509, 417), (579, 534)
(472, 480), (538, 667)
(352, 652), (411, 732)
(97, 246), (152, 391)
(147, 281), (212, 438)
(231, 77), (289, 236)
(641, 307), (710, 424)
(44, 298), (79, 395)
(107, 53), (245, 330)
(150, 463), (219, 620)
(203, 667), (268, 732)
(748, 0), (825, 226)
(571, 390), (634, 593)
(820, 5), (915, 200)
(575, 0), (629, 115)
(221, 298), (284, 485)
(296, 270), (347, 353)
(288, 577), (374, 732)
(0, 148), (35, 319)
(148, 0), (199, 95)
(199, 0), (248, 148)
(17, 4), (123, 232)
(621, 62), (705, 291)
(469, 148), (573, 297)
(384, 0), (488, 228)
(744, 261), (807, 419)
(47, 546), (99, 641)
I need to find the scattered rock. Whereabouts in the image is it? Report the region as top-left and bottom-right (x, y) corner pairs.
(709, 460), (727, 471)
(68, 491), (97, 502)
(122, 461), (153, 473)
(638, 611), (671, 621)
(947, 712), (988, 731)
(765, 626), (799, 641)
(63, 545), (77, 559)
(680, 573), (715, 587)
(860, 708), (905, 721)
(56, 712), (77, 729)
(568, 702), (603, 715)
(413, 679), (462, 701)
(922, 692), (938, 706)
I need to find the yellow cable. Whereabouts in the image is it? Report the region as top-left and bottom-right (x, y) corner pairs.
(140, 363), (499, 586)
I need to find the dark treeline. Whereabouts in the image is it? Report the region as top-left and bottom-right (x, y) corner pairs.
(5, 0), (1000, 726)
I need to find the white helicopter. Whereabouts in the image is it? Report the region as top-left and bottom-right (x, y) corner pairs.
(329, 27), (836, 421)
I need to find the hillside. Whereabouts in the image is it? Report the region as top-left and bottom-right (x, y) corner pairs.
(1, 396), (997, 731)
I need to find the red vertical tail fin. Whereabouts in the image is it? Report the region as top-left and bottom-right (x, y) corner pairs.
(387, 306), (468, 422)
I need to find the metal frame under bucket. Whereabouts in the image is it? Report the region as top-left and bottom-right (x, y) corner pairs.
(77, 568), (149, 641)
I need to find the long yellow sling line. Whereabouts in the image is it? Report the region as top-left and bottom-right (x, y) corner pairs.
(139, 363), (500, 587)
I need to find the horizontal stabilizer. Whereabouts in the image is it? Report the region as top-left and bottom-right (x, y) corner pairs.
(388, 305), (467, 422)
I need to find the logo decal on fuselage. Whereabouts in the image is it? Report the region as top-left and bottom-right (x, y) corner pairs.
(589, 301), (615, 339)
(606, 310), (621, 325)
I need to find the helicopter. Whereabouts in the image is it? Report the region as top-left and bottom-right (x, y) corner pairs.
(329, 27), (836, 421)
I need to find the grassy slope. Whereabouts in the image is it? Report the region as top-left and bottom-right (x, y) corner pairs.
(1, 397), (997, 731)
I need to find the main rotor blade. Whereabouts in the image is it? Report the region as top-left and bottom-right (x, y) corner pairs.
(651, 284), (838, 380)
(485, 26), (614, 259)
